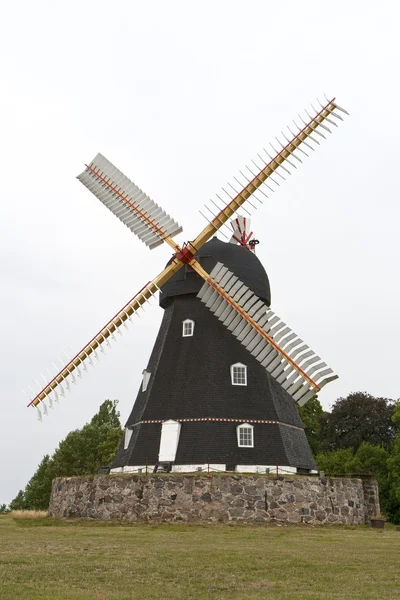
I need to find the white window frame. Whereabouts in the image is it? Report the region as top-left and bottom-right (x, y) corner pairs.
(141, 370), (151, 392)
(230, 362), (247, 386)
(236, 423), (254, 448)
(182, 319), (195, 337)
(124, 427), (133, 450)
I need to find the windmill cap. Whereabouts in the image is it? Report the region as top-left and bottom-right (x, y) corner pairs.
(159, 236), (271, 309)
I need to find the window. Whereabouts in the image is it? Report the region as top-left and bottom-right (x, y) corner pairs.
(124, 427), (133, 450)
(231, 363), (247, 385)
(237, 423), (254, 448)
(142, 370), (151, 392)
(182, 319), (195, 337)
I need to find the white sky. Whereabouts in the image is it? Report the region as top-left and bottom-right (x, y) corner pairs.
(1, 1), (399, 504)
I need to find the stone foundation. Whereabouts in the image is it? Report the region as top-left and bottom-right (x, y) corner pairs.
(49, 474), (380, 525)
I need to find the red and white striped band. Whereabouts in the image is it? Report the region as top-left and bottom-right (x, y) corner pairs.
(131, 417), (303, 430)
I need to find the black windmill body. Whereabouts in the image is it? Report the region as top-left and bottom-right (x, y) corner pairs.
(112, 236), (316, 473)
(26, 97), (348, 474)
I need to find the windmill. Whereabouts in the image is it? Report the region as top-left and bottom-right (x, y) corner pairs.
(26, 97), (348, 474)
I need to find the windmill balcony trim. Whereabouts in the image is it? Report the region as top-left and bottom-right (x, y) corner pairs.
(110, 464), (314, 475)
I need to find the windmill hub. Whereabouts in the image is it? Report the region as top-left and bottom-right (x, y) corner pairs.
(173, 242), (196, 265)
(160, 236), (271, 310)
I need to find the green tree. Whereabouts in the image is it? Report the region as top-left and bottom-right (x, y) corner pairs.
(392, 401), (400, 424)
(353, 442), (389, 476)
(316, 447), (355, 474)
(9, 490), (28, 510)
(317, 442), (391, 518)
(9, 400), (123, 511)
(90, 399), (124, 467)
(317, 443), (390, 477)
(354, 442), (390, 513)
(24, 455), (55, 510)
(298, 395), (324, 455)
(386, 435), (400, 523)
(91, 399), (121, 428)
(320, 392), (398, 452)
(386, 404), (400, 523)
(0, 504), (10, 513)
(52, 399), (123, 477)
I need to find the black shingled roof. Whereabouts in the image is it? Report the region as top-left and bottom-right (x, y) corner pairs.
(160, 237), (271, 308)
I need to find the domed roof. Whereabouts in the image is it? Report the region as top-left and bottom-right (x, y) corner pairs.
(159, 237), (271, 308)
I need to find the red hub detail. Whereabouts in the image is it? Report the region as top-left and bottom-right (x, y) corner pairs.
(175, 243), (195, 264)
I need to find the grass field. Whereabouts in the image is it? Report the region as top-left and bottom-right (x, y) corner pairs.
(0, 515), (399, 600)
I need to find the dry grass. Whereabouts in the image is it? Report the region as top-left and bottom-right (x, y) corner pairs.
(11, 510), (48, 520)
(0, 514), (399, 599)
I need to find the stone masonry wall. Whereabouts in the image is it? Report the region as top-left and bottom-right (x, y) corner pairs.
(49, 474), (380, 525)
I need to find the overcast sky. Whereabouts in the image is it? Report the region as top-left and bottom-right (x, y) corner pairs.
(1, 1), (399, 504)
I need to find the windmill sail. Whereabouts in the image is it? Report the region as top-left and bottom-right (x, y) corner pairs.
(77, 153), (183, 250)
(26, 258), (185, 416)
(192, 97), (348, 251)
(196, 262), (337, 406)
